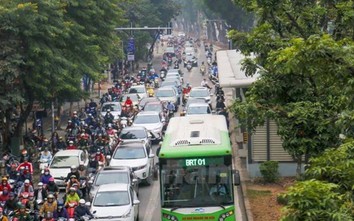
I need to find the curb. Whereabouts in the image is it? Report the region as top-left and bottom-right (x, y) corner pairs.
(226, 89), (254, 221)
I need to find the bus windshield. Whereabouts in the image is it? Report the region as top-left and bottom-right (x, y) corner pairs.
(160, 156), (234, 208)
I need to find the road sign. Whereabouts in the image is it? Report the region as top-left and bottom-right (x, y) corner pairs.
(127, 38), (135, 53)
(127, 54), (135, 61)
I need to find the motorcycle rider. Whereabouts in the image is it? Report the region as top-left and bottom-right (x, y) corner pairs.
(0, 207), (9, 221)
(89, 99), (97, 109)
(39, 194), (57, 219)
(66, 175), (80, 194)
(18, 179), (34, 197)
(40, 168), (52, 185)
(166, 101), (175, 117)
(71, 112), (80, 128)
(17, 158), (33, 180)
(25, 192), (38, 212)
(0, 177), (11, 192)
(124, 96), (133, 107)
(4, 192), (19, 212)
(216, 98), (226, 110)
(201, 78), (211, 90)
(74, 199), (94, 220)
(53, 202), (69, 220)
(19, 149), (32, 164)
(45, 178), (59, 199)
(55, 137), (66, 152)
(218, 107), (230, 128)
(64, 188), (80, 207)
(13, 204), (31, 221)
(66, 140), (77, 150)
(95, 150), (106, 168)
(200, 62), (206, 75)
(65, 165), (80, 182)
(103, 109), (114, 125)
(39, 148), (52, 165)
(34, 182), (47, 205)
(93, 135), (107, 155)
(0, 187), (10, 203)
(78, 133), (90, 149)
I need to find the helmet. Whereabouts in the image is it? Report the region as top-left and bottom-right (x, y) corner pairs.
(79, 199), (85, 204)
(49, 177), (54, 182)
(73, 111), (77, 115)
(107, 109), (111, 112)
(69, 187), (76, 192)
(47, 194), (54, 199)
(24, 179), (30, 184)
(21, 149), (28, 155)
(70, 175), (77, 179)
(71, 165), (77, 170)
(38, 182), (43, 186)
(69, 140), (74, 144)
(2, 177), (7, 181)
(20, 166), (25, 170)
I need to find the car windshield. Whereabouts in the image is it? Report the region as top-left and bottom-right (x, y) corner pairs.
(160, 82), (176, 88)
(129, 87), (145, 94)
(93, 191), (130, 207)
(134, 114), (160, 124)
(144, 104), (162, 112)
(119, 130), (147, 139)
(95, 172), (129, 186)
(50, 156), (78, 168)
(156, 90), (175, 97)
(187, 106), (211, 115)
(102, 103), (121, 112)
(139, 98), (158, 107)
(190, 90), (209, 97)
(113, 146), (146, 159)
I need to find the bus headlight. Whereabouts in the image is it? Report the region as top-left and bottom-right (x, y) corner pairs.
(218, 209), (234, 220)
(162, 213), (178, 221)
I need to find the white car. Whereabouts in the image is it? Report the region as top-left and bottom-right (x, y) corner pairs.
(109, 141), (155, 185)
(132, 111), (165, 140)
(48, 150), (88, 189)
(91, 183), (139, 221)
(128, 85), (147, 99)
(100, 102), (122, 120)
(185, 103), (212, 116)
(189, 87), (212, 105)
(156, 87), (179, 110)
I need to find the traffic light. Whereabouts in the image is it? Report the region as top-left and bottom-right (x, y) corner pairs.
(167, 22), (172, 35)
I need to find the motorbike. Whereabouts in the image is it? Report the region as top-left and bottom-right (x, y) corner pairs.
(168, 109), (174, 119)
(38, 158), (50, 171)
(207, 57), (212, 66)
(154, 78), (159, 88)
(186, 62), (192, 72)
(200, 66), (206, 76)
(160, 70), (166, 81)
(67, 201), (78, 219)
(174, 63), (179, 69)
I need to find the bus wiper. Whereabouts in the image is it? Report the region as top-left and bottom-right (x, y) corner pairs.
(171, 206), (180, 212)
(217, 204), (226, 210)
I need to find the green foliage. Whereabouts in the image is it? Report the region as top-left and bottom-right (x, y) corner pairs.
(259, 161), (279, 183)
(280, 180), (353, 221)
(229, 0), (354, 180)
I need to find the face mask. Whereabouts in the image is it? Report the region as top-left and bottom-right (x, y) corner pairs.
(45, 172), (49, 175)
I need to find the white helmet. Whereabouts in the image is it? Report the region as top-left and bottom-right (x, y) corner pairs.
(79, 199), (86, 204)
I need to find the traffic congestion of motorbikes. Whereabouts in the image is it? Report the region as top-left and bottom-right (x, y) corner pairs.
(0, 33), (227, 221)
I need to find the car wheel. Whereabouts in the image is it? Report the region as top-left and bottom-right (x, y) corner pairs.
(145, 169), (153, 186)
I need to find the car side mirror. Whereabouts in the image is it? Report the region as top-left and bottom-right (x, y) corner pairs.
(149, 153), (155, 158)
(93, 211), (97, 214)
(85, 202), (91, 207)
(88, 180), (93, 185)
(133, 199), (140, 205)
(106, 155), (111, 160)
(148, 133), (152, 138)
(132, 178), (138, 184)
(233, 170), (241, 186)
(210, 94), (214, 96)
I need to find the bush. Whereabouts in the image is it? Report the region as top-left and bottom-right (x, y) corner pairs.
(259, 161), (279, 183)
(276, 193), (288, 205)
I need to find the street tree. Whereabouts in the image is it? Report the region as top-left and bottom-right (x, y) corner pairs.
(0, 0), (124, 150)
(229, 0), (354, 177)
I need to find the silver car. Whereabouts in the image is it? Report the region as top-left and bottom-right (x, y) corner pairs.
(189, 87), (212, 105)
(156, 87), (179, 110)
(119, 126), (153, 145)
(100, 102), (122, 120)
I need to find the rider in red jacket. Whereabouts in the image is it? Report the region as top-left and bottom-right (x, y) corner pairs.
(17, 157), (33, 175)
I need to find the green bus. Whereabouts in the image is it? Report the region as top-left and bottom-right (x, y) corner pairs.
(159, 115), (240, 221)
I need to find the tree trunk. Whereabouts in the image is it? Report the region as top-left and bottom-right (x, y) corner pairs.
(56, 104), (62, 130)
(296, 156), (303, 179)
